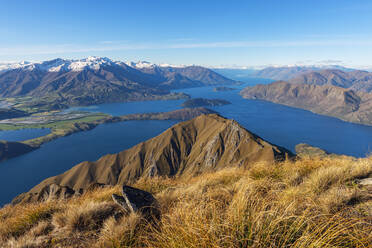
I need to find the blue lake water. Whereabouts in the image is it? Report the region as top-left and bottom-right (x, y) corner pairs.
(0, 128), (50, 141)
(0, 120), (176, 206)
(66, 99), (185, 116)
(1, 79), (372, 205)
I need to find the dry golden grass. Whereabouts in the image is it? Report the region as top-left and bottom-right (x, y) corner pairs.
(0, 156), (371, 247)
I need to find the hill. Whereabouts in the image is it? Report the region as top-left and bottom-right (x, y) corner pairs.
(13, 114), (292, 203)
(288, 69), (372, 92)
(240, 81), (372, 125)
(181, 98), (231, 107)
(253, 66), (353, 81)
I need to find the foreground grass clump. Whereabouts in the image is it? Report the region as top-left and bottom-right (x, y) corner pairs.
(0, 156), (371, 247)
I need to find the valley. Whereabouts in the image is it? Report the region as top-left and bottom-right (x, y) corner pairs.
(1, 82), (372, 206)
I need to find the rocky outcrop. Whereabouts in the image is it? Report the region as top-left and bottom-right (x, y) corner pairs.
(112, 185), (160, 221)
(14, 114), (293, 203)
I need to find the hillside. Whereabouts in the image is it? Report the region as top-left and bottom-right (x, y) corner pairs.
(0, 108), (217, 161)
(0, 58), (236, 109)
(13, 114), (292, 203)
(1, 155), (371, 247)
(131, 63), (237, 89)
(240, 81), (372, 126)
(0, 108), (29, 120)
(288, 69), (372, 92)
(253, 66), (353, 81)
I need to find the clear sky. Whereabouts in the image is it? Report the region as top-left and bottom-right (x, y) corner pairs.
(1, 0), (372, 68)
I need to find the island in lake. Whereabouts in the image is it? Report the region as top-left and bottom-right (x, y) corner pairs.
(213, 86), (235, 92)
(181, 98), (231, 108)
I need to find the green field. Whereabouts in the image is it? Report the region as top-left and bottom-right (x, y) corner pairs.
(0, 113), (109, 131)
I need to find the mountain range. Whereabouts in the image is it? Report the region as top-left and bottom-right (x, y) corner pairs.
(0, 57), (236, 108)
(241, 81), (372, 126)
(240, 69), (372, 126)
(13, 114), (292, 203)
(253, 65), (354, 81)
(288, 69), (372, 93)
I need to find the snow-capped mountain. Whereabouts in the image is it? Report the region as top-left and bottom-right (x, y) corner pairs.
(0, 57), (190, 74)
(125, 61), (155, 68)
(0, 57), (126, 73)
(0, 61), (33, 72)
(126, 61), (187, 69)
(0, 57), (236, 107)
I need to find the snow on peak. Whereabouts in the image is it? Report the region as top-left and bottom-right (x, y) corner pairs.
(0, 57), (189, 73)
(66, 57), (118, 71)
(0, 61), (32, 72)
(126, 61), (187, 69)
(8, 57), (123, 72)
(125, 61), (155, 68)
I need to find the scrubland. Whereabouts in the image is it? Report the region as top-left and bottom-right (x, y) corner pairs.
(0, 155), (371, 247)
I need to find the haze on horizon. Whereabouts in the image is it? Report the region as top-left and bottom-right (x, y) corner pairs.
(1, 0), (372, 69)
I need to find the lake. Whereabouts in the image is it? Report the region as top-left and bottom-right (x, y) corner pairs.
(1, 79), (372, 205)
(0, 128), (50, 141)
(0, 120), (176, 206)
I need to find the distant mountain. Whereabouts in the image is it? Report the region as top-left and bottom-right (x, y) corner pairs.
(0, 57), (237, 107)
(0, 61), (32, 73)
(13, 114), (292, 203)
(253, 65), (353, 81)
(129, 61), (237, 89)
(288, 69), (372, 93)
(240, 81), (372, 126)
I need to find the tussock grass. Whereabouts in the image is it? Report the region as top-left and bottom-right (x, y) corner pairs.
(0, 156), (371, 247)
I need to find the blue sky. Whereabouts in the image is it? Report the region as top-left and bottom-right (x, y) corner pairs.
(1, 0), (372, 68)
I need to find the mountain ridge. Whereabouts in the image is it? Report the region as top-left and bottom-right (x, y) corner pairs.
(0, 57), (237, 108)
(253, 65), (354, 81)
(13, 114), (292, 204)
(288, 69), (372, 93)
(240, 81), (372, 125)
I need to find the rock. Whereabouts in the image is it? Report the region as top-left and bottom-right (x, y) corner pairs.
(356, 178), (372, 186)
(112, 185), (160, 221)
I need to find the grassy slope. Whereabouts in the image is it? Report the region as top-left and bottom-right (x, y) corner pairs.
(21, 114), (110, 147)
(0, 113), (109, 131)
(0, 156), (371, 247)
